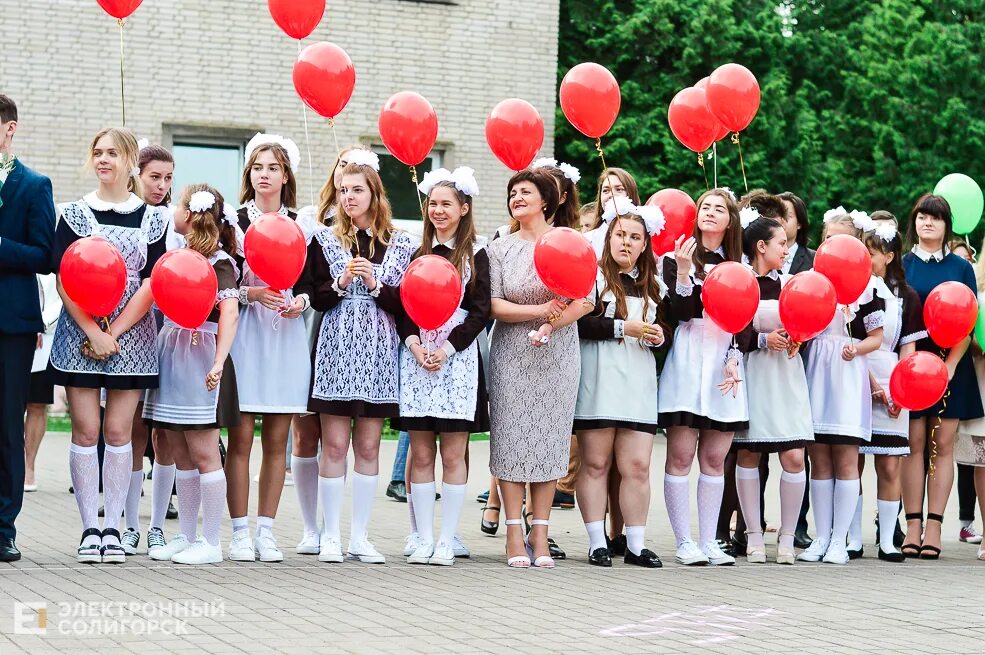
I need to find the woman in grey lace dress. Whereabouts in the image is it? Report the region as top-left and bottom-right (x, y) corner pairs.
(488, 169), (593, 568)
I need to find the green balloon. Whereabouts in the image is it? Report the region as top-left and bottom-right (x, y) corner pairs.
(934, 173), (984, 235)
(976, 303), (985, 351)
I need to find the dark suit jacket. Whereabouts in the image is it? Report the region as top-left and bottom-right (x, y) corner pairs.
(0, 159), (56, 334)
(788, 244), (816, 275)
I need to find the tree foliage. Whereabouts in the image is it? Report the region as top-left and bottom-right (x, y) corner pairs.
(556, 0), (985, 246)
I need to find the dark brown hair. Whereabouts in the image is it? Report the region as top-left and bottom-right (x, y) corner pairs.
(905, 193), (953, 251)
(240, 143), (298, 209)
(538, 164), (580, 229)
(506, 169), (560, 223)
(419, 181), (478, 290)
(777, 191), (809, 248)
(0, 95), (17, 124)
(865, 210), (909, 295)
(138, 145), (174, 206)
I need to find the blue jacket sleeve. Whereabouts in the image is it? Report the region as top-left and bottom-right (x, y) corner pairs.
(0, 176), (56, 274)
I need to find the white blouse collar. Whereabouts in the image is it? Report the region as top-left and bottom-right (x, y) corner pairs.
(911, 244), (948, 263)
(785, 242), (799, 263)
(623, 267), (639, 280)
(245, 199), (289, 222)
(431, 235), (456, 249)
(84, 191), (143, 214)
(713, 245), (726, 257)
(760, 269), (780, 281)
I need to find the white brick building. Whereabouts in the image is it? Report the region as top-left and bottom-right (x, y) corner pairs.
(4, 0), (560, 235)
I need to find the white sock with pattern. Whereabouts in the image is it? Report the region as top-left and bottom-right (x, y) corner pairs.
(663, 473), (691, 545)
(735, 465), (764, 550)
(150, 463), (175, 530)
(70, 443), (100, 547)
(697, 473), (725, 549)
(101, 444), (133, 536)
(175, 469), (201, 540)
(199, 470), (227, 547)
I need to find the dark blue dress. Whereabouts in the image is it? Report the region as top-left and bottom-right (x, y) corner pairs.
(902, 251), (984, 420)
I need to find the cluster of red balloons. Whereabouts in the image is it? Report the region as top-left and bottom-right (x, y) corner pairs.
(668, 64), (761, 153)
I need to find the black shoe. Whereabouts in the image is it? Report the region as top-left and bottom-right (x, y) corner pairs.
(385, 480), (407, 502)
(480, 506), (500, 536)
(69, 485), (74, 494)
(166, 501), (178, 520)
(98, 505), (105, 518)
(793, 530), (813, 550)
(100, 528), (126, 564)
(724, 537), (741, 557)
(588, 547), (612, 567)
(878, 546), (905, 563)
(893, 521), (905, 549)
(552, 491), (575, 509)
(218, 438), (227, 466)
(607, 534), (627, 556)
(476, 489), (489, 503)
(625, 548), (663, 568)
(548, 538), (566, 560)
(0, 537), (21, 562)
(848, 546), (864, 560)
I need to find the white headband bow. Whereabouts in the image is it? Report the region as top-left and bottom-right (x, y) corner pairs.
(531, 156), (582, 185)
(188, 191), (216, 213)
(601, 196), (637, 223)
(222, 202), (239, 227)
(245, 132), (301, 172)
(849, 209), (874, 232)
(601, 198), (665, 236)
(739, 206), (761, 230)
(345, 149), (380, 172)
(417, 166), (479, 198)
(874, 222), (897, 243)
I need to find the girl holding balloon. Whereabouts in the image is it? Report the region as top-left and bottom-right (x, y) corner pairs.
(731, 195), (813, 565)
(798, 210), (885, 565)
(901, 194), (983, 559)
(143, 185), (241, 565)
(293, 159), (416, 564)
(573, 204), (670, 568)
(226, 134), (310, 564)
(657, 188), (746, 567)
(393, 167), (490, 566)
(49, 127), (168, 563)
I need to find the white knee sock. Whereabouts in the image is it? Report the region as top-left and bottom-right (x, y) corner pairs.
(150, 463), (175, 530)
(779, 470), (807, 550)
(585, 520), (607, 553)
(848, 493), (864, 550)
(697, 473), (725, 548)
(831, 479), (861, 550)
(350, 472), (378, 542)
(102, 444), (133, 533)
(878, 498), (901, 554)
(438, 483), (466, 546)
(735, 465), (763, 549)
(810, 478), (835, 547)
(70, 443), (100, 545)
(175, 469), (201, 540)
(407, 483), (418, 534)
(199, 470), (227, 547)
(664, 473), (691, 545)
(318, 476), (345, 542)
(291, 455), (319, 534)
(124, 470), (143, 532)
(625, 525), (646, 556)
(411, 482), (436, 545)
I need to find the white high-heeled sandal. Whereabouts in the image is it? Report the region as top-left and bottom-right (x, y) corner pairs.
(504, 519), (530, 568)
(745, 530), (767, 564)
(526, 519), (556, 568)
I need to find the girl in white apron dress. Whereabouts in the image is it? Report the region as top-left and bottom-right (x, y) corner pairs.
(225, 134), (313, 564)
(854, 216), (925, 562)
(574, 207), (670, 569)
(732, 203), (813, 566)
(50, 128), (167, 564)
(658, 188), (747, 567)
(392, 169), (490, 566)
(799, 211), (885, 565)
(143, 185), (241, 565)
(293, 161), (416, 564)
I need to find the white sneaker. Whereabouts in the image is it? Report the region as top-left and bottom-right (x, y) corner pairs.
(172, 537), (223, 565)
(296, 530), (320, 555)
(228, 530), (256, 562)
(429, 540), (455, 566)
(149, 533), (191, 561)
(701, 541), (736, 566)
(348, 536), (386, 564)
(797, 539), (829, 562)
(822, 543), (850, 565)
(403, 532), (423, 556)
(121, 528), (140, 555)
(407, 541), (434, 564)
(318, 535), (344, 563)
(452, 535), (471, 558)
(254, 531), (284, 562)
(675, 538), (709, 566)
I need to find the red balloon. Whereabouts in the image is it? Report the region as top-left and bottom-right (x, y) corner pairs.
(559, 63), (621, 139)
(706, 63), (761, 132)
(694, 77), (730, 141)
(647, 189), (697, 256)
(60, 236), (127, 317)
(890, 351), (948, 411)
(668, 87), (719, 153)
(779, 271), (838, 342)
(244, 213), (307, 291)
(293, 42), (356, 119)
(701, 262), (759, 334)
(150, 250), (218, 330)
(924, 281), (978, 348)
(400, 256), (463, 331)
(379, 92), (439, 166)
(485, 99), (545, 171)
(814, 234), (872, 305)
(96, 0), (142, 19)
(268, 0), (325, 39)
(534, 227), (598, 299)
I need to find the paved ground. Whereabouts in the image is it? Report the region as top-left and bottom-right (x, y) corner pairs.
(1, 433), (983, 653)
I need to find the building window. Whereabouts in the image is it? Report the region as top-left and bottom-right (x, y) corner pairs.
(372, 147), (443, 225)
(172, 143), (244, 207)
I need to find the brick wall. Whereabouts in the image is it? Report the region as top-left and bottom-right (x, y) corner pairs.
(4, 0), (560, 236)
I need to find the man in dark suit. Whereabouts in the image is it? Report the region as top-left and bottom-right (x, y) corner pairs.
(0, 94), (56, 561)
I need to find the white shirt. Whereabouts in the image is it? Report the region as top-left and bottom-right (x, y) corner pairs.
(911, 244), (948, 263)
(782, 242), (799, 274)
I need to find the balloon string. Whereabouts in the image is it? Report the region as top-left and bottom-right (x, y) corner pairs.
(409, 165), (426, 222)
(594, 138), (614, 211)
(713, 142), (718, 189)
(118, 19), (127, 126)
(328, 117), (342, 160)
(731, 132), (748, 192)
(698, 153), (709, 191)
(929, 348), (950, 479)
(297, 40), (315, 208)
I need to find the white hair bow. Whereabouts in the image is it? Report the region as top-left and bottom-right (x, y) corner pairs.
(849, 209), (874, 232)
(636, 205), (666, 236)
(601, 196), (637, 223)
(739, 206), (761, 230)
(345, 149), (380, 171)
(874, 222), (897, 243)
(417, 166), (480, 198)
(222, 202), (239, 227)
(244, 132), (301, 172)
(823, 205), (848, 223)
(188, 191), (216, 213)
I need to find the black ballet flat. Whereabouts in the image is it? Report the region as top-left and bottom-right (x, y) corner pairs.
(625, 548), (663, 569)
(848, 547), (864, 560)
(877, 547), (905, 563)
(607, 534), (627, 556)
(793, 530), (813, 550)
(480, 506), (500, 536)
(548, 538), (566, 560)
(588, 547), (612, 567)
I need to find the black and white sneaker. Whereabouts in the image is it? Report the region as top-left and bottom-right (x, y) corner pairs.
(147, 527), (167, 557)
(121, 528), (140, 555)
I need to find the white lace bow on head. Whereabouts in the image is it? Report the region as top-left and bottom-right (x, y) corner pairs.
(345, 149), (380, 171)
(739, 206), (761, 230)
(417, 167), (479, 198)
(245, 132), (301, 172)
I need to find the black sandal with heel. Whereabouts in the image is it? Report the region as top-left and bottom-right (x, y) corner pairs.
(919, 513), (944, 560)
(901, 512), (923, 558)
(480, 506), (500, 536)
